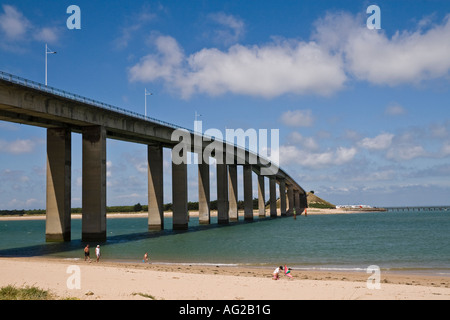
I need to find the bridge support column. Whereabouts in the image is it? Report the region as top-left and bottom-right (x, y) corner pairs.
(243, 165), (253, 221)
(198, 162), (210, 225)
(294, 190), (301, 214)
(279, 179), (286, 216)
(258, 175), (266, 218)
(148, 145), (164, 230)
(287, 185), (294, 216)
(46, 128), (71, 242)
(269, 177), (277, 218)
(82, 126), (107, 242)
(299, 191), (307, 214)
(172, 157), (188, 230)
(216, 163), (229, 224)
(228, 165), (238, 221)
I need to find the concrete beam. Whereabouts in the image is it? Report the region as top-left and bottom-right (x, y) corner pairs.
(46, 128), (71, 242)
(198, 162), (210, 225)
(148, 145), (164, 230)
(82, 126), (107, 242)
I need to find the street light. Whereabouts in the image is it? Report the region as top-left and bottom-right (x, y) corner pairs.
(45, 44), (57, 86)
(194, 111), (202, 133)
(145, 89), (152, 117)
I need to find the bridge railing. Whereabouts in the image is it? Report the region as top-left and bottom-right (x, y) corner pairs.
(0, 70), (278, 173)
(0, 70), (190, 131)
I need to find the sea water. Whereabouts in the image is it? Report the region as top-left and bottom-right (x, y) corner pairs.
(0, 210), (449, 274)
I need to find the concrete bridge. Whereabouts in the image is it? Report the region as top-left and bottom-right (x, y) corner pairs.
(0, 71), (307, 242)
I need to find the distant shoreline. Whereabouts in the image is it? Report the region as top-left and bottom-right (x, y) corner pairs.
(0, 208), (387, 221)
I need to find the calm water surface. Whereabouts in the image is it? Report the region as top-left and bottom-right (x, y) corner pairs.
(1, 210), (449, 274)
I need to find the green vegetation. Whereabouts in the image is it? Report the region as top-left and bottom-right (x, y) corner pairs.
(306, 192), (336, 209)
(0, 285), (54, 300)
(1, 199), (265, 217)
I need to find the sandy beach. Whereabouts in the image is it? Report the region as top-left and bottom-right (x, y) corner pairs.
(0, 257), (449, 300)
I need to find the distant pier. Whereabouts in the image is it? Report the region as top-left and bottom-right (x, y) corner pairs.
(384, 206), (450, 212)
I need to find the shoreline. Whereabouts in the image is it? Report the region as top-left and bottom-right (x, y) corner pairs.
(0, 208), (386, 221)
(0, 257), (449, 300)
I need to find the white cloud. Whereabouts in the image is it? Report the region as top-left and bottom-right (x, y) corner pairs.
(34, 27), (60, 43)
(128, 12), (450, 98)
(114, 6), (156, 49)
(207, 12), (245, 45)
(106, 161), (113, 178)
(316, 12), (450, 86)
(359, 133), (394, 150)
(385, 103), (407, 116)
(441, 141), (450, 156)
(0, 5), (59, 50)
(129, 35), (184, 83)
(280, 110), (314, 127)
(0, 138), (39, 154)
(287, 132), (319, 150)
(280, 145), (357, 169)
(386, 144), (427, 161)
(0, 4), (30, 39)
(129, 35), (346, 98)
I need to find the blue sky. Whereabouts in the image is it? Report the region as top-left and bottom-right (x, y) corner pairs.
(1, 0), (450, 209)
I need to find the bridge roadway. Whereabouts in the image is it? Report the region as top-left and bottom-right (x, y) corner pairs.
(0, 72), (307, 242)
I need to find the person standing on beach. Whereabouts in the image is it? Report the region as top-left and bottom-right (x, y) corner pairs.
(84, 244), (91, 262)
(95, 245), (101, 262)
(143, 252), (149, 263)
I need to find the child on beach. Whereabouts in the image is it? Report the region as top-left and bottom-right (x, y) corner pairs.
(272, 266), (283, 280)
(284, 265), (293, 279)
(143, 252), (149, 263)
(95, 245), (101, 262)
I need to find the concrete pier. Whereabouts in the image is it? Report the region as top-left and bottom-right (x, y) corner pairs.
(243, 165), (253, 221)
(287, 184), (294, 216)
(148, 145), (164, 230)
(294, 190), (301, 214)
(279, 179), (286, 216)
(172, 157), (188, 230)
(46, 128), (71, 242)
(228, 165), (238, 221)
(82, 126), (107, 242)
(198, 162), (210, 225)
(269, 177), (277, 218)
(257, 174), (265, 218)
(216, 163), (229, 224)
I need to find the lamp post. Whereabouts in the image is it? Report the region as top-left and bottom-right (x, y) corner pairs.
(45, 44), (57, 86)
(194, 111), (202, 133)
(145, 89), (152, 117)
